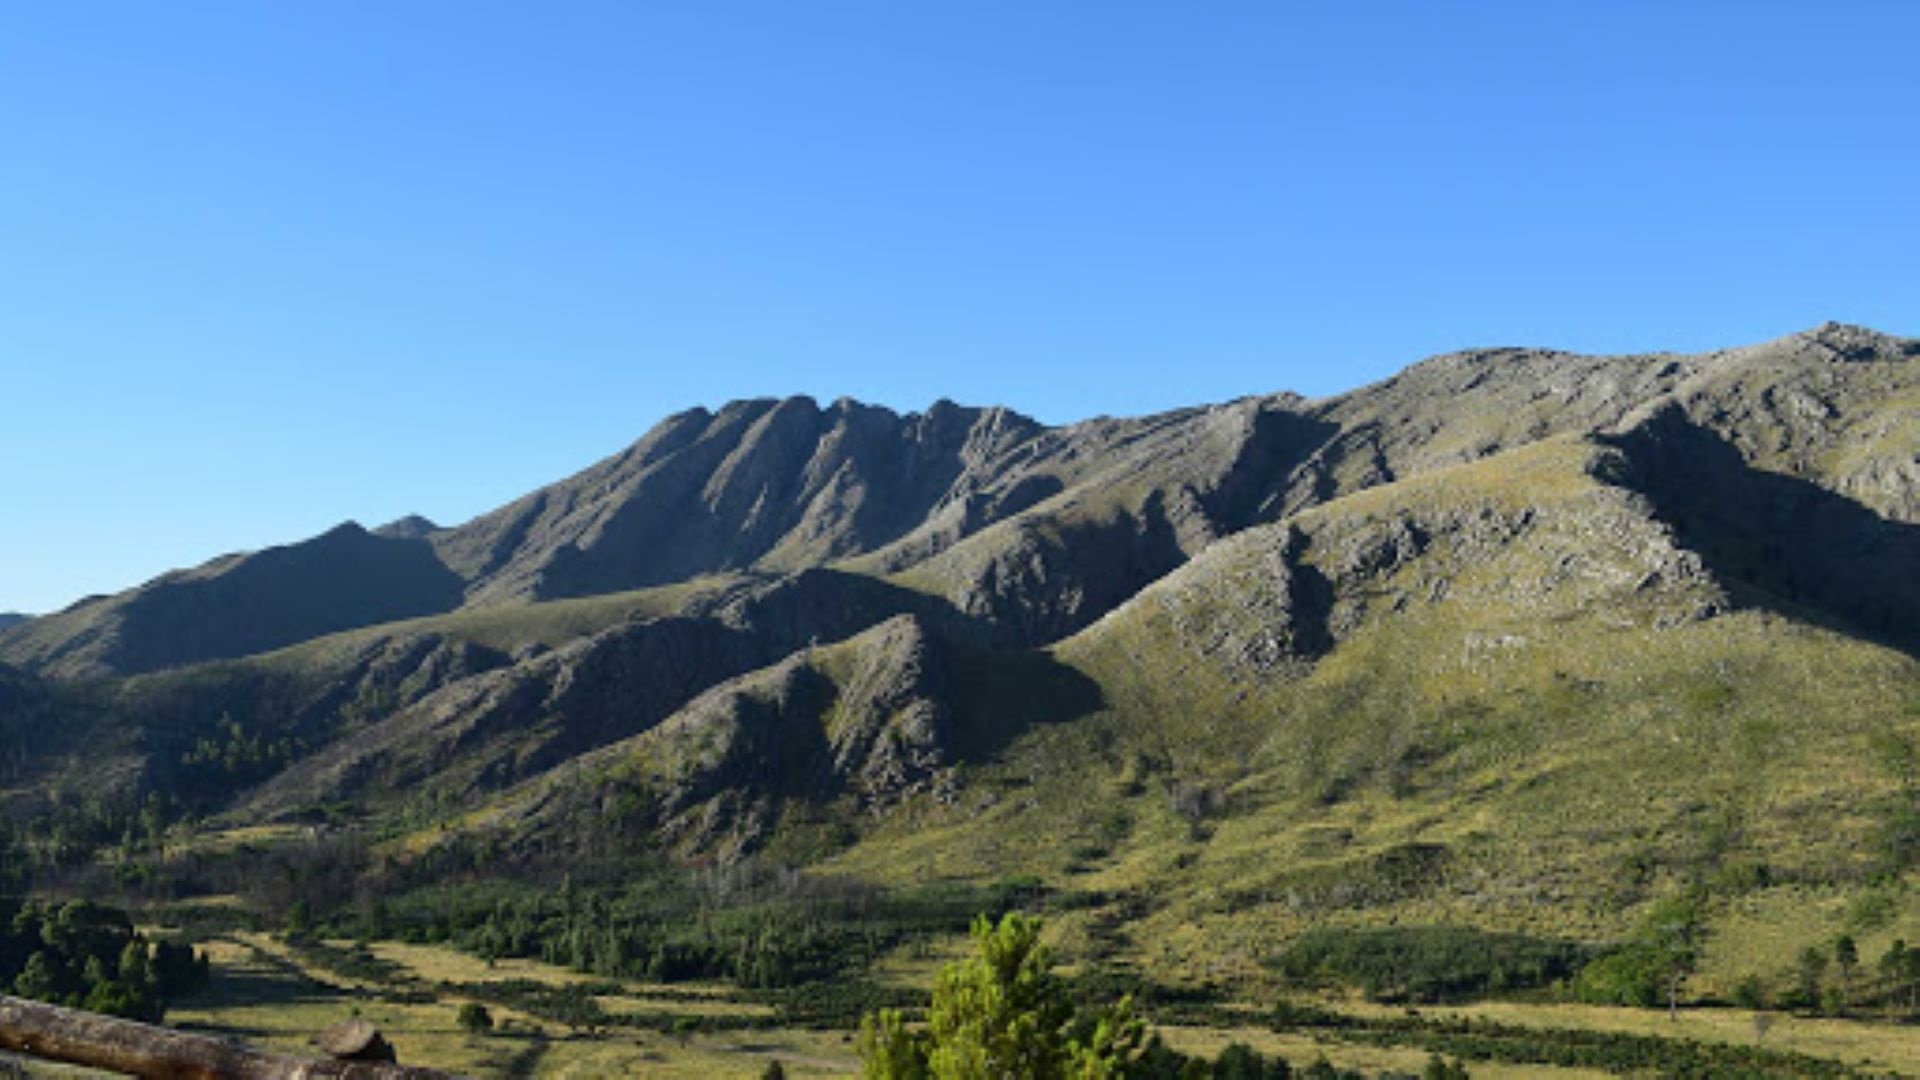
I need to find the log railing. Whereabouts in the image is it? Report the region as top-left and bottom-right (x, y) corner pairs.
(0, 995), (461, 1079)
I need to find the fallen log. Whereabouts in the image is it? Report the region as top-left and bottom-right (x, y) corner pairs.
(0, 995), (462, 1079)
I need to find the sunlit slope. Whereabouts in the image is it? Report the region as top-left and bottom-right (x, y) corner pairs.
(822, 436), (1919, 978)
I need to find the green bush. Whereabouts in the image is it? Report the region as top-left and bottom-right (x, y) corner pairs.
(455, 1001), (494, 1034)
(1571, 945), (1666, 1007)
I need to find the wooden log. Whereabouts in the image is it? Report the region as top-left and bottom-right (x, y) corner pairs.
(0, 995), (462, 1079)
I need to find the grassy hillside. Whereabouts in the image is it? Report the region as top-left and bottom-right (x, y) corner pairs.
(816, 438), (1920, 997)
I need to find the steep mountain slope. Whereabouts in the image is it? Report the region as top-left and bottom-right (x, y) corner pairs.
(457, 611), (1100, 864)
(233, 569), (980, 822)
(1610, 403), (1920, 649)
(437, 398), (1048, 604)
(1275, 323), (1920, 517)
(9, 323), (1914, 682)
(430, 421), (1910, 878)
(862, 396), (1334, 642)
(0, 568), (985, 822)
(820, 436), (1920, 982)
(0, 662), (54, 799)
(470, 436), (1734, 862)
(355, 425), (1920, 996)
(429, 389), (1338, 647)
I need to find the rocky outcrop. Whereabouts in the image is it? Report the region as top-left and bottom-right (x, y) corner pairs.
(824, 616), (957, 807)
(1076, 438), (1727, 683)
(871, 398), (1337, 643)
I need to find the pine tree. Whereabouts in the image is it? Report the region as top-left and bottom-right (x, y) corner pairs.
(858, 913), (1145, 1079)
(13, 951), (61, 1001)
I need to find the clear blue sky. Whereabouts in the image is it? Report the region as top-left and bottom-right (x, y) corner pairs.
(3, 2), (1917, 614)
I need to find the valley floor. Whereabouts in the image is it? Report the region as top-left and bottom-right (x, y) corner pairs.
(139, 931), (1916, 1078)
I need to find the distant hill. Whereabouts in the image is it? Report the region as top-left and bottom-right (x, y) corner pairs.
(4, 322), (1917, 989)
(0, 523), (465, 677)
(0, 613), (28, 631)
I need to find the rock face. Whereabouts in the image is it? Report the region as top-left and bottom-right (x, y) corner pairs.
(824, 615), (957, 807)
(436, 398), (1050, 603)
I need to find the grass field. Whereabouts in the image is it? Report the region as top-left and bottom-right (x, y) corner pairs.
(163, 934), (859, 1078)
(145, 930), (1920, 1078)
(1338, 999), (1920, 1077)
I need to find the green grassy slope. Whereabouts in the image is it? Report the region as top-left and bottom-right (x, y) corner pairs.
(815, 437), (1920, 991)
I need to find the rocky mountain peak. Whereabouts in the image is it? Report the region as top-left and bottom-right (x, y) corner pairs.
(374, 514), (443, 539)
(1791, 320), (1911, 360)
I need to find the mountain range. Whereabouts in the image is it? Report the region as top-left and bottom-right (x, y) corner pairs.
(4, 321), (1917, 989)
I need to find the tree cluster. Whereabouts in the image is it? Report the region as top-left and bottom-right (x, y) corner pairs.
(329, 866), (1030, 992)
(0, 897), (207, 1021)
(177, 713), (307, 791)
(1783, 933), (1920, 1015)
(1272, 926), (1588, 1004)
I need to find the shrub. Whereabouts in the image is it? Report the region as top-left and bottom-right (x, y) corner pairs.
(456, 1001), (494, 1035)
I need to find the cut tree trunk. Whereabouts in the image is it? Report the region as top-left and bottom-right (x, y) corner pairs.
(0, 995), (461, 1079)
